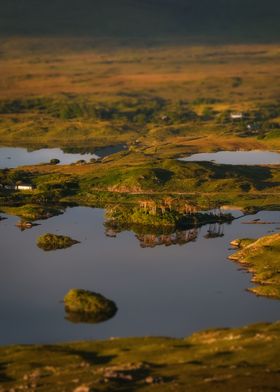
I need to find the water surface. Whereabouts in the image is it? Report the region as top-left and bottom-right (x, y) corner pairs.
(0, 208), (279, 345)
(179, 150), (280, 165)
(0, 145), (125, 168)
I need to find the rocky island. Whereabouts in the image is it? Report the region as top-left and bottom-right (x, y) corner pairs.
(229, 233), (280, 299)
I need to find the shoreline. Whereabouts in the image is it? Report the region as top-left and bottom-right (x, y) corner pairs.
(1, 321), (280, 391)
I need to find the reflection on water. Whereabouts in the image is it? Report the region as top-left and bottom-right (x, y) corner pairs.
(109, 224), (225, 248)
(0, 207), (279, 345)
(65, 309), (118, 324)
(136, 228), (199, 248)
(104, 203), (232, 247)
(204, 223), (224, 239)
(105, 223), (200, 248)
(179, 150), (280, 165)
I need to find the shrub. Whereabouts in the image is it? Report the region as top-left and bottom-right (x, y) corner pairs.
(50, 158), (60, 165)
(37, 233), (80, 251)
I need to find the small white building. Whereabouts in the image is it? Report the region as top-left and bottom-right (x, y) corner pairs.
(230, 112), (244, 120)
(15, 184), (34, 191)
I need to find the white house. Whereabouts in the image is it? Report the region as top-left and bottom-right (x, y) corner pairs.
(15, 184), (34, 191)
(230, 112), (244, 120)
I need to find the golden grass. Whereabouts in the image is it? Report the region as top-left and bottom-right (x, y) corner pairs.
(0, 38), (279, 152)
(0, 40), (279, 107)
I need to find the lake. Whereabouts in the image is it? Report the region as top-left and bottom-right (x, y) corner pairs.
(179, 150), (280, 165)
(0, 207), (279, 345)
(0, 145), (125, 169)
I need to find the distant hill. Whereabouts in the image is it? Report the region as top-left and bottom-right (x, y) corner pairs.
(0, 0), (279, 42)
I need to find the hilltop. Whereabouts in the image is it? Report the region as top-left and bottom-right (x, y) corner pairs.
(0, 0), (279, 42)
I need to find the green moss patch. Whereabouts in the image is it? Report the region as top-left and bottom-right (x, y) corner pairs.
(37, 233), (80, 251)
(64, 289), (117, 323)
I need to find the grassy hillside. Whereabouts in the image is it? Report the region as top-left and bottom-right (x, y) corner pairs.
(1, 157), (279, 219)
(1, 322), (280, 391)
(0, 41), (279, 152)
(0, 0), (279, 42)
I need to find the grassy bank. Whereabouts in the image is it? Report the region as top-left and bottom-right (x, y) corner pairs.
(0, 322), (280, 391)
(229, 233), (280, 299)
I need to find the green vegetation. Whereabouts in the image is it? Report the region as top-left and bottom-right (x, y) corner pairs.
(0, 39), (279, 153)
(0, 93), (279, 152)
(0, 322), (280, 391)
(64, 289), (117, 323)
(1, 154), (279, 223)
(37, 233), (80, 251)
(229, 233), (280, 299)
(0, 204), (64, 221)
(50, 158), (60, 165)
(105, 202), (233, 233)
(0, 17), (279, 219)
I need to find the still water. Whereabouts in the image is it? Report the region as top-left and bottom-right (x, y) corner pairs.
(0, 207), (279, 345)
(179, 150), (280, 165)
(0, 145), (125, 169)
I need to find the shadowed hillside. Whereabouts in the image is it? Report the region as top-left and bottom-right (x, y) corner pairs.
(0, 0), (279, 42)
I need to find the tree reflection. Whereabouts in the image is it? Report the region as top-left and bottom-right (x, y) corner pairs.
(204, 223), (224, 239)
(104, 202), (233, 247)
(137, 228), (199, 248)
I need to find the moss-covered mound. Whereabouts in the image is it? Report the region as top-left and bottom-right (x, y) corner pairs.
(37, 233), (80, 251)
(64, 289), (117, 323)
(229, 232), (280, 299)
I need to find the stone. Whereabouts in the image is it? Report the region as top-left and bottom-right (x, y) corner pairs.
(145, 376), (163, 384)
(73, 385), (92, 392)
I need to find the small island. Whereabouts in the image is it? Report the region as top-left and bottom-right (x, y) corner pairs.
(229, 233), (280, 299)
(64, 289), (117, 323)
(37, 233), (80, 251)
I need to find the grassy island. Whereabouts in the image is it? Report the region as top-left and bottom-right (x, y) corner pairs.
(229, 233), (280, 299)
(106, 202), (233, 231)
(37, 233), (80, 251)
(0, 322), (280, 391)
(64, 289), (117, 323)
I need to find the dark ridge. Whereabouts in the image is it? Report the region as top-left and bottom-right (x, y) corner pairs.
(0, 0), (279, 42)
